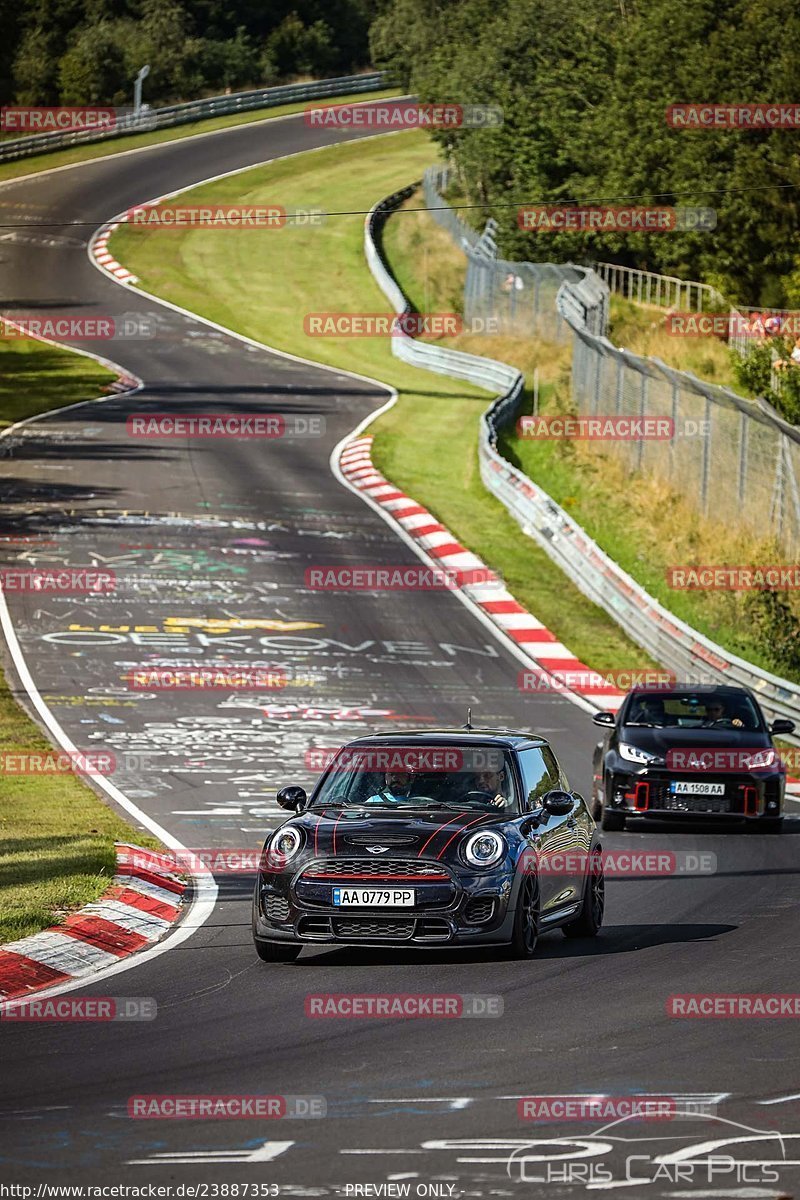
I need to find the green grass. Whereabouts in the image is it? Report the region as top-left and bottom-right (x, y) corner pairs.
(0, 88), (402, 185)
(608, 295), (749, 395)
(111, 131), (655, 676)
(0, 337), (116, 430)
(381, 191), (800, 681)
(0, 672), (158, 943)
(0, 336), (156, 944)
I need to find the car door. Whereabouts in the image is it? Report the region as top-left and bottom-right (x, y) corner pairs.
(517, 747), (582, 916)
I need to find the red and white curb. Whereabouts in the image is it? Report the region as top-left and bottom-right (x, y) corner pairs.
(90, 221), (138, 285)
(338, 435), (626, 711)
(0, 844), (185, 1001)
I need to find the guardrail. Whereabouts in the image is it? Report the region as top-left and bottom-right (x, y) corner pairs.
(595, 262), (727, 313)
(364, 180), (800, 739)
(0, 72), (390, 163)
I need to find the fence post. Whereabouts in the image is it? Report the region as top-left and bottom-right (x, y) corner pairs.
(700, 395), (712, 513)
(638, 374), (648, 468)
(737, 410), (748, 503)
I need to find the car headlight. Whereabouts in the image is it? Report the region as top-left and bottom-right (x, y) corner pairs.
(463, 830), (506, 869)
(618, 742), (658, 764)
(743, 749), (777, 770)
(267, 825), (302, 866)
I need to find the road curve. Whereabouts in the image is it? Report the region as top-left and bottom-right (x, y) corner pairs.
(0, 106), (799, 1196)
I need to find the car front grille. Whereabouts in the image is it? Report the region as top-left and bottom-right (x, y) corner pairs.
(301, 857), (450, 880)
(294, 914), (454, 942)
(335, 918), (415, 939)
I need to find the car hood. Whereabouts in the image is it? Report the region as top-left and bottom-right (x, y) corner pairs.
(290, 807), (503, 856)
(619, 725), (771, 756)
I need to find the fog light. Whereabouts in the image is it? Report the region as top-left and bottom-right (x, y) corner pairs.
(767, 799), (778, 810)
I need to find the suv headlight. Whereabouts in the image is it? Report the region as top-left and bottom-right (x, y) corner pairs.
(618, 742), (658, 764)
(463, 830), (506, 869)
(266, 825), (302, 867)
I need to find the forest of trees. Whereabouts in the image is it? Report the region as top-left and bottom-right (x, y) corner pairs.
(371, 0), (800, 307)
(3, 0), (799, 306)
(0, 1), (378, 114)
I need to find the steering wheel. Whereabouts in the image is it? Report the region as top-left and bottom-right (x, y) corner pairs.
(462, 789), (503, 806)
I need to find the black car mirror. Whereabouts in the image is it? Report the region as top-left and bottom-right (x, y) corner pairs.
(277, 785), (307, 812)
(592, 711), (615, 727)
(770, 718), (796, 736)
(542, 789), (575, 816)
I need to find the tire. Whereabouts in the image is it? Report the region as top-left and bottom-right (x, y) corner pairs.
(600, 806), (626, 831)
(254, 938), (301, 963)
(563, 849), (605, 938)
(506, 874), (540, 959)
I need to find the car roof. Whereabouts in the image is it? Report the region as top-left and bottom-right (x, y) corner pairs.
(623, 684), (756, 699)
(342, 727), (549, 751)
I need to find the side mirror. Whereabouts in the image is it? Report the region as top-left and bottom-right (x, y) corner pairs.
(542, 789), (575, 816)
(770, 718), (796, 736)
(593, 711), (616, 727)
(277, 785), (307, 812)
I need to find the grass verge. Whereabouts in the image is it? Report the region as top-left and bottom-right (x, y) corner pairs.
(0, 88), (402, 185)
(111, 130), (654, 676)
(0, 341), (157, 944)
(0, 338), (117, 431)
(382, 196), (798, 680)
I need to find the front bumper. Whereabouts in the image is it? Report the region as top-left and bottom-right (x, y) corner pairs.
(253, 857), (517, 946)
(604, 762), (783, 820)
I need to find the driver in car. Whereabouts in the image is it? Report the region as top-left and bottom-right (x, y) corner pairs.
(470, 767), (508, 809)
(702, 698), (743, 728)
(365, 768), (415, 805)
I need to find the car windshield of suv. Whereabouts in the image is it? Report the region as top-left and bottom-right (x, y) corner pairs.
(625, 690), (763, 730)
(309, 746), (519, 811)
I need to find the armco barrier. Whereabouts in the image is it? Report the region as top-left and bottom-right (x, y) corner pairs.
(0, 72), (389, 163)
(365, 183), (800, 739)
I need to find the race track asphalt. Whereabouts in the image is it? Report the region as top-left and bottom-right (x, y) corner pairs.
(1, 104), (799, 1196)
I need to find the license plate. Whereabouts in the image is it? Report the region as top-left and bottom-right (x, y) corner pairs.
(332, 888), (415, 906)
(670, 781), (725, 796)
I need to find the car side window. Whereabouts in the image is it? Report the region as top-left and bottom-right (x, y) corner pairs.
(543, 745), (568, 790)
(518, 748), (560, 811)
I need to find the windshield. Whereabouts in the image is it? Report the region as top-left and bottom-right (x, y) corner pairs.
(310, 745), (519, 812)
(624, 690), (764, 731)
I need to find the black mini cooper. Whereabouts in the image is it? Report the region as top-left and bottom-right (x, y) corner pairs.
(252, 729), (603, 961)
